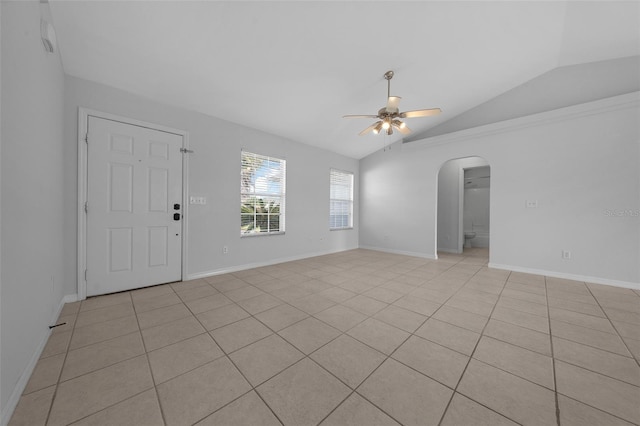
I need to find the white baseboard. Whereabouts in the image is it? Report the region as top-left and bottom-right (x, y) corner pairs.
(63, 294), (79, 304)
(186, 247), (357, 281)
(488, 263), (640, 290)
(358, 245), (438, 260)
(1, 293), (74, 426)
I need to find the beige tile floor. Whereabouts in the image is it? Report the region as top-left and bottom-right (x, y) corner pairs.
(9, 248), (640, 426)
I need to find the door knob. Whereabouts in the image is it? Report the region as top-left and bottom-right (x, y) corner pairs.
(173, 213), (181, 221)
(174, 204), (180, 210)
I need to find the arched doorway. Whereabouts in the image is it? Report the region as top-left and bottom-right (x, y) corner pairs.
(436, 156), (490, 259)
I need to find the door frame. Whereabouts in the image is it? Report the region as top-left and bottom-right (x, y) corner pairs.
(77, 108), (190, 300)
(457, 167), (465, 254)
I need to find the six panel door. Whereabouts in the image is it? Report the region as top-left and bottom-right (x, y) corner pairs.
(86, 116), (183, 296)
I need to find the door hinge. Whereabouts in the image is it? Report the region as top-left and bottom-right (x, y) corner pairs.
(84, 202), (88, 213)
(85, 133), (89, 144)
(84, 269), (87, 281)
(180, 148), (194, 154)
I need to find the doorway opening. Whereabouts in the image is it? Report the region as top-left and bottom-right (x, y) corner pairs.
(436, 156), (490, 259)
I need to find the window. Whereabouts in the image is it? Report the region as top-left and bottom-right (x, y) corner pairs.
(241, 151), (286, 236)
(330, 169), (354, 229)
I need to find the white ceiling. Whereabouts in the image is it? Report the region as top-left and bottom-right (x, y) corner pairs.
(49, 1), (640, 159)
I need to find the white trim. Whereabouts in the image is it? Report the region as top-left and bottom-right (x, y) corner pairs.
(77, 108), (87, 299)
(489, 263), (640, 290)
(181, 134), (190, 287)
(186, 247), (356, 281)
(0, 295), (72, 426)
(329, 168), (355, 231)
(358, 245), (437, 260)
(77, 108), (189, 300)
(404, 91), (640, 150)
(62, 294), (79, 304)
(457, 167), (464, 253)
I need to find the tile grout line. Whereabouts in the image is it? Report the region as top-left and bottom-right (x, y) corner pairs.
(309, 254), (470, 425)
(288, 253), (481, 423)
(31, 249), (619, 426)
(44, 291), (150, 426)
(263, 259), (431, 425)
(547, 279), (640, 425)
(475, 322), (640, 386)
(43, 301), (81, 426)
(583, 284), (640, 369)
(436, 267), (516, 426)
(544, 276), (562, 426)
(306, 254), (494, 426)
(46, 266), (636, 426)
(131, 287), (170, 426)
(181, 278), (291, 425)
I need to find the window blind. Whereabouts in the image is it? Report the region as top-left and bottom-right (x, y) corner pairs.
(330, 169), (353, 229)
(241, 151), (286, 235)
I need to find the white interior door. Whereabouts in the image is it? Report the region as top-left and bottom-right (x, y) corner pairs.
(86, 116), (183, 296)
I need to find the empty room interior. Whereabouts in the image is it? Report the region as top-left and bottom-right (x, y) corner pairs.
(1, 1), (640, 425)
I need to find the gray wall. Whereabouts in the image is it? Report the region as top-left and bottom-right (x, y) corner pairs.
(361, 93), (640, 286)
(409, 56), (640, 141)
(63, 76), (359, 297)
(1, 4), (359, 418)
(1, 1), (66, 418)
(437, 157), (488, 253)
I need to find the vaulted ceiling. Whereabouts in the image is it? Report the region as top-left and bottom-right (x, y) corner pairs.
(49, 1), (640, 159)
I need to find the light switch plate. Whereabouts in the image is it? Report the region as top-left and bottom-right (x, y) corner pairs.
(526, 200), (538, 208)
(190, 196), (207, 205)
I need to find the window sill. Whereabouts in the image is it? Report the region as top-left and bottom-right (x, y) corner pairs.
(240, 231), (286, 238)
(330, 227), (353, 231)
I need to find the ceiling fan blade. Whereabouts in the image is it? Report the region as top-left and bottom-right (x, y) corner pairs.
(392, 123), (412, 135)
(386, 96), (401, 113)
(343, 114), (379, 119)
(358, 122), (380, 136)
(400, 108), (442, 118)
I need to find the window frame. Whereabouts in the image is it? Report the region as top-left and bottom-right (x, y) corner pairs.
(329, 168), (354, 230)
(240, 150), (286, 237)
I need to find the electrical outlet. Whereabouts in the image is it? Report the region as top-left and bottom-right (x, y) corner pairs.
(562, 250), (571, 259)
(223, 246), (229, 254)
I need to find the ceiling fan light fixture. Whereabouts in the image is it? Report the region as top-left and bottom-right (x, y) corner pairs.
(387, 127), (393, 135)
(372, 121), (383, 134)
(382, 119), (391, 130)
(392, 119), (406, 129)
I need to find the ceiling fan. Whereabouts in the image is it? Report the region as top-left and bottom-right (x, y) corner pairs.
(343, 70), (441, 136)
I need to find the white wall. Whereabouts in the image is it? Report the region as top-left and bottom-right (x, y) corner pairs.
(1, 1), (67, 421)
(437, 157), (488, 253)
(0, 1), (3, 417)
(63, 76), (359, 297)
(360, 92), (640, 287)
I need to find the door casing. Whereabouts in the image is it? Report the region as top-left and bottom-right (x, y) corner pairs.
(77, 108), (190, 300)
